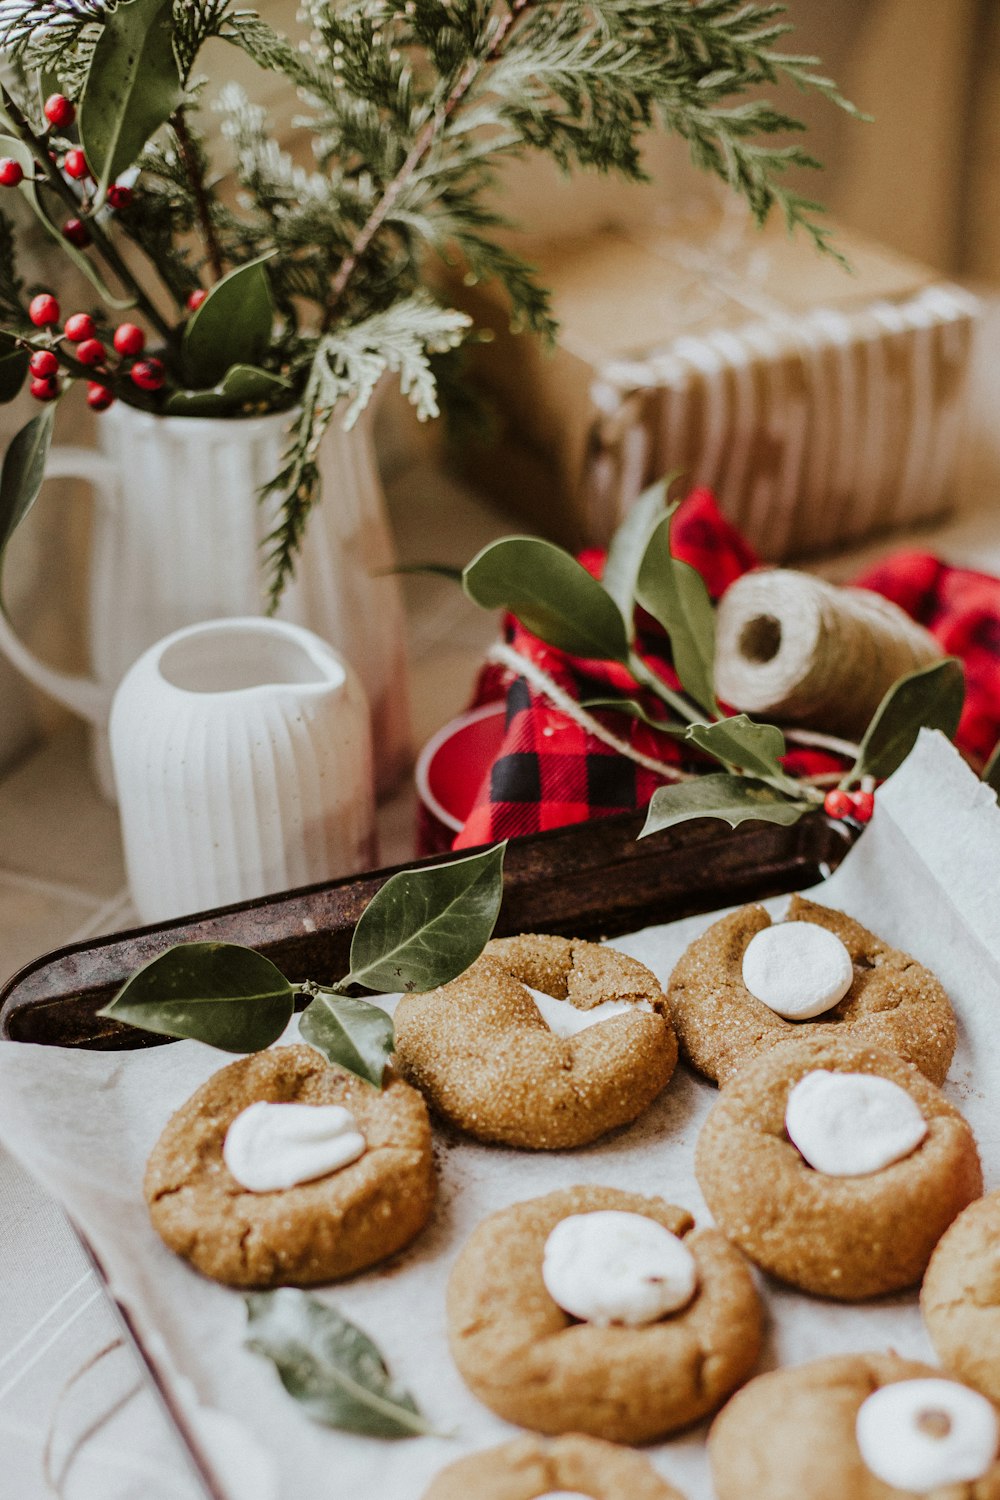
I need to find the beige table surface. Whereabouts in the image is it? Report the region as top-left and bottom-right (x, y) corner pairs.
(3, 316), (1000, 1496)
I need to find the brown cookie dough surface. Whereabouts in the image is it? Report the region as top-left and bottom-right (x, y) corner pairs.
(695, 1036), (981, 1300)
(394, 934), (677, 1150)
(709, 1353), (1000, 1500)
(923, 1191), (1000, 1404)
(144, 1044), (435, 1287)
(422, 1434), (684, 1500)
(447, 1185), (762, 1444)
(667, 895), (956, 1086)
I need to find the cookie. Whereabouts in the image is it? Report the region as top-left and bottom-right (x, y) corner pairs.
(923, 1191), (1000, 1404)
(695, 1036), (981, 1300)
(394, 934), (677, 1149)
(144, 1044), (435, 1287)
(667, 895), (956, 1086)
(446, 1185), (762, 1443)
(421, 1435), (684, 1500)
(709, 1353), (1000, 1500)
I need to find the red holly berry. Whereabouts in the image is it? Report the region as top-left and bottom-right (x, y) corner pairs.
(850, 790), (876, 824)
(29, 293), (60, 328)
(130, 357), (165, 392)
(62, 217), (90, 248)
(0, 157), (24, 188)
(87, 382), (115, 412)
(76, 338), (106, 367)
(64, 312), (96, 343)
(186, 288), (208, 312)
(824, 789), (854, 820)
(63, 148), (89, 181)
(106, 184), (133, 210)
(29, 349), (59, 379)
(113, 322), (145, 357)
(43, 94), (76, 129)
(30, 375), (60, 402)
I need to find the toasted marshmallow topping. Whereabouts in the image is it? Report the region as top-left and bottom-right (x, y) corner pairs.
(785, 1069), (927, 1177)
(223, 1101), (366, 1193)
(856, 1378), (999, 1492)
(542, 1210), (698, 1327)
(742, 920), (853, 1020)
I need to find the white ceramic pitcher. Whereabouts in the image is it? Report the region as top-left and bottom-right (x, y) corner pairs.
(0, 400), (411, 800)
(110, 617), (376, 923)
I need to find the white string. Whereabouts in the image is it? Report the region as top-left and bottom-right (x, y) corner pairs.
(486, 642), (695, 781)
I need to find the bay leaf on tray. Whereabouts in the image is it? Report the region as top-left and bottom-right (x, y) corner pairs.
(245, 1289), (435, 1439)
(345, 842), (506, 993)
(684, 715), (788, 780)
(300, 993), (395, 1088)
(851, 658), (965, 781)
(98, 941), (295, 1051)
(636, 512), (719, 715)
(601, 480), (676, 638)
(639, 773), (809, 834)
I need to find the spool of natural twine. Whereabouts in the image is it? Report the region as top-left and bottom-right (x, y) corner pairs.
(714, 570), (942, 739)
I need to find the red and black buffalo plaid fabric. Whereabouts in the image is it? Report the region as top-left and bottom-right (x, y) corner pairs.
(452, 488), (1000, 850)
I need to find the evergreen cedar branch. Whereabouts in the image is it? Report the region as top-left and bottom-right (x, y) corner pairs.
(0, 0), (860, 605)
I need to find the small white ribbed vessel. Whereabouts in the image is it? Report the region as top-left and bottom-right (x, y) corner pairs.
(110, 617), (375, 924)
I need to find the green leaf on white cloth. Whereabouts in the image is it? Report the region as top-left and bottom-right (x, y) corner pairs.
(300, 993), (395, 1088)
(852, 659), (965, 781)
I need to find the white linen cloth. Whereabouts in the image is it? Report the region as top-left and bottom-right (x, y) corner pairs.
(0, 730), (997, 1500)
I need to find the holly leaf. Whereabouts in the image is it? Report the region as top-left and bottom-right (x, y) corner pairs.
(163, 364), (292, 416)
(97, 941), (294, 1051)
(851, 659), (965, 782)
(0, 337), (28, 405)
(300, 993), (395, 1089)
(463, 537), (629, 662)
(79, 0), (183, 202)
(602, 480), (677, 640)
(182, 254), (276, 388)
(639, 774), (809, 837)
(0, 408), (55, 571)
(982, 741), (1000, 802)
(346, 843), (506, 993)
(636, 514), (718, 714)
(246, 1289), (435, 1439)
(685, 715), (787, 778)
(582, 695), (683, 733)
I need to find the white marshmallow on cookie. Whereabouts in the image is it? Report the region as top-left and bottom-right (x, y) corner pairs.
(785, 1069), (927, 1176)
(741, 920), (854, 1019)
(223, 1101), (366, 1193)
(527, 986), (653, 1039)
(542, 1210), (698, 1328)
(856, 1378), (999, 1492)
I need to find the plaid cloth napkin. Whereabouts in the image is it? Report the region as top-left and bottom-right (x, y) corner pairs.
(453, 490), (1000, 849)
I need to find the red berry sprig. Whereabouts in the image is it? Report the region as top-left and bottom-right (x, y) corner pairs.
(0, 157), (24, 188)
(29, 376), (60, 402)
(63, 149), (89, 181)
(130, 357), (165, 392)
(186, 288), (208, 312)
(29, 293), (60, 327)
(87, 382), (115, 412)
(76, 338), (107, 367)
(823, 788), (876, 823)
(29, 349), (59, 379)
(64, 312), (96, 343)
(113, 323), (145, 357)
(106, 184), (133, 210)
(43, 94), (76, 129)
(63, 217), (90, 248)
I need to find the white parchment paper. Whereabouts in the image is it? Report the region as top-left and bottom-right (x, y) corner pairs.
(1, 731), (999, 1500)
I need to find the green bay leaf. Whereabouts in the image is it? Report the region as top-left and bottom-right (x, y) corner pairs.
(347, 843), (506, 993)
(602, 481), (677, 639)
(97, 941), (294, 1051)
(636, 513), (718, 714)
(163, 363), (292, 416)
(79, 0), (182, 201)
(852, 658), (965, 782)
(685, 714), (787, 778)
(299, 993), (394, 1088)
(182, 254), (276, 388)
(639, 773), (809, 837)
(0, 339), (28, 405)
(463, 536), (629, 662)
(0, 408), (55, 563)
(246, 1289), (435, 1439)
(581, 695), (684, 733)
(984, 741), (1000, 802)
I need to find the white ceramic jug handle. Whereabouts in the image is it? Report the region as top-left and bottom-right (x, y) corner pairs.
(0, 445), (118, 725)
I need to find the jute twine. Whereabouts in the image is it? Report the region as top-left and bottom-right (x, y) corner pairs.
(714, 570), (942, 739)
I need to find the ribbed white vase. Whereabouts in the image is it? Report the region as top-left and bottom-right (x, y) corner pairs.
(109, 618), (376, 924)
(0, 400), (411, 801)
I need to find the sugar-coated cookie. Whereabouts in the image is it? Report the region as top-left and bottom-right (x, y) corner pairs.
(923, 1190), (1000, 1405)
(394, 934), (677, 1149)
(144, 1045), (435, 1287)
(667, 895), (956, 1086)
(446, 1185), (762, 1443)
(709, 1354), (1000, 1500)
(421, 1435), (685, 1499)
(695, 1036), (981, 1300)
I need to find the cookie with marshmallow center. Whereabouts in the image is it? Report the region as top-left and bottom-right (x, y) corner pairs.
(394, 934), (677, 1150)
(421, 1434), (685, 1500)
(446, 1184), (762, 1443)
(709, 1353), (1000, 1500)
(695, 1035), (981, 1300)
(667, 894), (956, 1087)
(144, 1044), (435, 1287)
